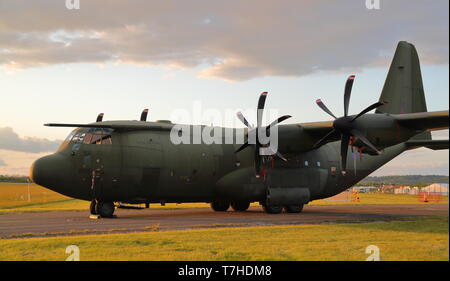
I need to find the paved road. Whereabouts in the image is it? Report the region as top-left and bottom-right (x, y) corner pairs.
(0, 204), (447, 238)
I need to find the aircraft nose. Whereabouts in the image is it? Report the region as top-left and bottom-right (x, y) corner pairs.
(30, 154), (73, 191)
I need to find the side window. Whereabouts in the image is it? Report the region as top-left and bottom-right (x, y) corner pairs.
(101, 135), (112, 145)
(83, 133), (93, 144)
(91, 134), (102, 144)
(100, 128), (113, 145)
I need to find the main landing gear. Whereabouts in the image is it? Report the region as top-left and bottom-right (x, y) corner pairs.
(90, 200), (115, 218)
(210, 201), (304, 214)
(210, 201), (251, 212)
(262, 203), (304, 214)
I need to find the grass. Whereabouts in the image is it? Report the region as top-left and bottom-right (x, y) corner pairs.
(0, 182), (71, 209)
(0, 182), (447, 214)
(0, 216), (447, 261)
(310, 192), (449, 205)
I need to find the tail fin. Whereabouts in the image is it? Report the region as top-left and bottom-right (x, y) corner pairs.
(376, 41), (428, 114)
(376, 41), (431, 140)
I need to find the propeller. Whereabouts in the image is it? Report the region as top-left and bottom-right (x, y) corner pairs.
(235, 92), (292, 177)
(96, 113), (104, 122)
(140, 109), (149, 121)
(314, 75), (387, 174)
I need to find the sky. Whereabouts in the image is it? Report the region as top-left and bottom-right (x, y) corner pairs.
(0, 0), (448, 176)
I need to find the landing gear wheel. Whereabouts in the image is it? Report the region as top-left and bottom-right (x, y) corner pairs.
(262, 204), (283, 214)
(96, 201), (115, 218)
(210, 201), (230, 212)
(231, 201), (250, 212)
(90, 200), (98, 215)
(284, 204), (304, 213)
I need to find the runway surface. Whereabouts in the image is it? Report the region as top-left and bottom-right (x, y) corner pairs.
(0, 204), (448, 238)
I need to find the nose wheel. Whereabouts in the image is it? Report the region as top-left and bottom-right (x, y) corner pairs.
(90, 200), (115, 218)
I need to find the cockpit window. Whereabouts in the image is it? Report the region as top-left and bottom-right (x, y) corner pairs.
(64, 130), (77, 142)
(81, 128), (113, 145)
(72, 132), (86, 143)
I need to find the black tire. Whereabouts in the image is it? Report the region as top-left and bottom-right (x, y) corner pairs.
(231, 201), (250, 212)
(96, 201), (115, 218)
(284, 204), (304, 213)
(262, 204), (283, 214)
(90, 200), (98, 215)
(210, 201), (230, 212)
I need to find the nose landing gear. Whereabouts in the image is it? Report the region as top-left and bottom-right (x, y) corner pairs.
(90, 200), (115, 218)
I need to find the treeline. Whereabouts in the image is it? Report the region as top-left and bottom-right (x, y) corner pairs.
(359, 175), (449, 187)
(0, 175), (30, 183)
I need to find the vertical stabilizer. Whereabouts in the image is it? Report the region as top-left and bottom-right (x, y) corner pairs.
(376, 41), (430, 140)
(376, 41), (428, 114)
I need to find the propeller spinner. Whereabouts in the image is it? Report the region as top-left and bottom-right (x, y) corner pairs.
(235, 92), (292, 178)
(314, 75), (387, 174)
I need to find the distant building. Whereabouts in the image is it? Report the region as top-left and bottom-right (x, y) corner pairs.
(380, 184), (395, 194)
(393, 185), (419, 195)
(421, 183), (449, 196)
(352, 186), (377, 193)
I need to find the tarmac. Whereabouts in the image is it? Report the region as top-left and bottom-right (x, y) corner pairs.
(0, 204), (447, 238)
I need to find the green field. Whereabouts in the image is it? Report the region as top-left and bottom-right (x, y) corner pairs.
(0, 216), (447, 261)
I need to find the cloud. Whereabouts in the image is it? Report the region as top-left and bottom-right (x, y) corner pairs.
(0, 158), (6, 166)
(0, 127), (61, 153)
(0, 0), (448, 81)
(0, 149), (48, 176)
(371, 147), (449, 176)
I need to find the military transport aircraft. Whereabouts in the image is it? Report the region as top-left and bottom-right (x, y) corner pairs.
(30, 41), (449, 217)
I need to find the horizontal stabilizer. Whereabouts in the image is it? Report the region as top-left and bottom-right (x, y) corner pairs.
(394, 110), (449, 132)
(405, 139), (449, 150)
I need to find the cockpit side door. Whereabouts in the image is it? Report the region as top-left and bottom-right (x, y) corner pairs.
(70, 128), (122, 200)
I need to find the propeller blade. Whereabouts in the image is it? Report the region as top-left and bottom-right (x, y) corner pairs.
(235, 142), (250, 153)
(350, 129), (381, 155)
(140, 109), (149, 122)
(313, 129), (336, 148)
(266, 115), (292, 133)
(266, 146), (288, 162)
(236, 112), (252, 128)
(316, 99), (337, 119)
(275, 151), (288, 162)
(344, 75), (355, 117)
(96, 113), (104, 122)
(257, 92), (268, 128)
(341, 134), (350, 173)
(351, 101), (388, 122)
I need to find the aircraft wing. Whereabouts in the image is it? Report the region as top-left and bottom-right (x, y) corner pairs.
(296, 120), (340, 142)
(298, 121), (334, 134)
(393, 110), (449, 132)
(44, 122), (173, 132)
